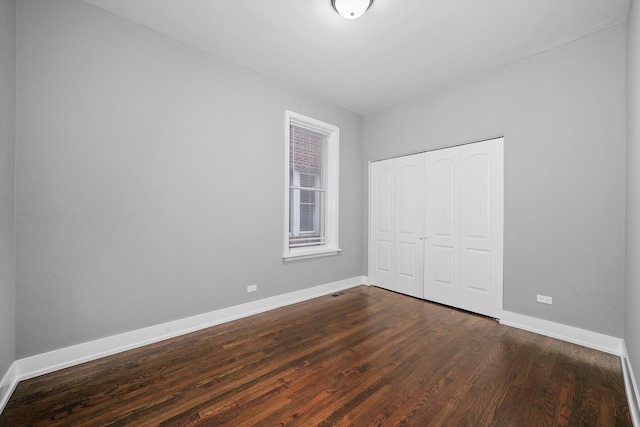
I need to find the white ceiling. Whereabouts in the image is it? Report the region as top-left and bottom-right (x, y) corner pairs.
(83, 0), (630, 116)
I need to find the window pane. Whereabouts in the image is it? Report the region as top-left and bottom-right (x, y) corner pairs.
(300, 204), (315, 232)
(290, 125), (326, 189)
(299, 173), (316, 189)
(300, 189), (315, 204)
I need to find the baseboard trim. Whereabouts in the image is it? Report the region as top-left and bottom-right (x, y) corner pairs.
(500, 311), (624, 356)
(622, 341), (640, 427)
(0, 362), (18, 415)
(9, 277), (366, 392)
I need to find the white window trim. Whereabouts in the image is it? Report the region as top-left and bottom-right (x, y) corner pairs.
(283, 110), (341, 261)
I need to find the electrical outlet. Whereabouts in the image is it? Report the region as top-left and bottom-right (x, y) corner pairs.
(247, 284), (257, 293)
(536, 294), (552, 305)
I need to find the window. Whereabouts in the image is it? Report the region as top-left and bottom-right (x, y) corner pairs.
(283, 111), (341, 260)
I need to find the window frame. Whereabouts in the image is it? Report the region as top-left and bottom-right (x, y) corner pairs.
(283, 110), (341, 261)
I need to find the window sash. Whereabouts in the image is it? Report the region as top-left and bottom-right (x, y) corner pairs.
(289, 125), (326, 248)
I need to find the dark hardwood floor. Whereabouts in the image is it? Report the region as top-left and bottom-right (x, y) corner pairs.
(0, 285), (632, 426)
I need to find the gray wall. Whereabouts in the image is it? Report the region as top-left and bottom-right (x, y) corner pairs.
(9, 0), (632, 367)
(0, 0), (16, 381)
(15, 0), (363, 358)
(363, 25), (626, 337)
(626, 0), (640, 395)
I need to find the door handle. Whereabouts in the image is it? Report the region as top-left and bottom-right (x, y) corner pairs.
(419, 236), (428, 240)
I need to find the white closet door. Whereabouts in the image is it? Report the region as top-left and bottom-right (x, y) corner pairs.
(370, 159), (395, 291)
(423, 138), (503, 318)
(371, 138), (503, 317)
(459, 138), (503, 318)
(394, 154), (424, 298)
(423, 149), (460, 307)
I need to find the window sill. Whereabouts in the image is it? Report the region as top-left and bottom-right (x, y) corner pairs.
(282, 247), (342, 261)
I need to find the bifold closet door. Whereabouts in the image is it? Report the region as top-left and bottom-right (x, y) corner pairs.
(370, 154), (424, 298)
(371, 138), (502, 316)
(423, 138), (503, 318)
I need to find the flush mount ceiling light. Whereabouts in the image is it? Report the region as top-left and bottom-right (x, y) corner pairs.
(331, 0), (373, 19)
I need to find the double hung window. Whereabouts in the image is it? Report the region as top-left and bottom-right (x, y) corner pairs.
(283, 111), (340, 260)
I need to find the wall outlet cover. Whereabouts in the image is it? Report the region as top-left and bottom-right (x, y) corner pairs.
(536, 294), (552, 305)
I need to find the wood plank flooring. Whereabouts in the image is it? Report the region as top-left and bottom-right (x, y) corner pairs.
(0, 286), (632, 426)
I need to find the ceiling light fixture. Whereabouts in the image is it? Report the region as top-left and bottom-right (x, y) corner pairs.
(331, 0), (373, 19)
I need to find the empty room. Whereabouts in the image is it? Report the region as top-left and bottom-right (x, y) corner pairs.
(1, 0), (639, 425)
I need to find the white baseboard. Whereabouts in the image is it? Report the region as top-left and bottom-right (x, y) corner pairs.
(623, 341), (640, 427)
(500, 311), (624, 356)
(0, 276), (366, 414)
(0, 362), (18, 416)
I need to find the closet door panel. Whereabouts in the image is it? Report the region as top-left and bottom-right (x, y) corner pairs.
(370, 160), (395, 291)
(394, 154), (424, 298)
(424, 151), (460, 306)
(459, 139), (504, 318)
